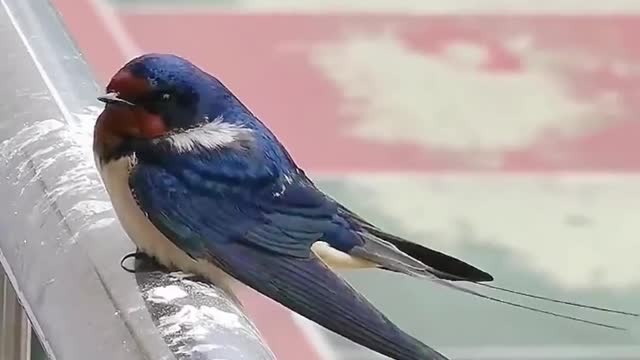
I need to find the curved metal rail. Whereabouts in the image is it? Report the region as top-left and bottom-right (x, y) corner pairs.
(0, 0), (276, 359)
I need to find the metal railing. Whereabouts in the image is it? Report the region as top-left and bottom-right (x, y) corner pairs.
(1, 269), (31, 360)
(0, 0), (276, 359)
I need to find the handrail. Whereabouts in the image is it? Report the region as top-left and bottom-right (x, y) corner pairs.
(0, 0), (276, 359)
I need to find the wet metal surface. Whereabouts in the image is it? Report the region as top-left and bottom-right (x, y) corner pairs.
(137, 266), (275, 360)
(0, 0), (275, 359)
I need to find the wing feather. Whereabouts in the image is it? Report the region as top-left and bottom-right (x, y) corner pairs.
(129, 158), (448, 360)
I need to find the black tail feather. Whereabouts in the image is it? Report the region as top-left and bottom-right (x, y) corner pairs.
(362, 227), (638, 328)
(476, 283), (640, 317)
(338, 205), (637, 330)
(366, 226), (494, 282)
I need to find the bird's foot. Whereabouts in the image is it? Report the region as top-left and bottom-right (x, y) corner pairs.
(120, 251), (153, 273)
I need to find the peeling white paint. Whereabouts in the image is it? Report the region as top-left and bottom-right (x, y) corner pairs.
(311, 33), (618, 153)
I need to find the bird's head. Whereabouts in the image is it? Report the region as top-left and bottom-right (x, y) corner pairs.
(94, 53), (247, 164)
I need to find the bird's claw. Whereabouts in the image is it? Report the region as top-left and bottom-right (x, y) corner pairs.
(120, 251), (151, 273)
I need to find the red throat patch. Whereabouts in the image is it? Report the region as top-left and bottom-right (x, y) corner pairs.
(97, 68), (168, 140)
(96, 105), (168, 141)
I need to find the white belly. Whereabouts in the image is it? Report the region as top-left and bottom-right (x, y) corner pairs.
(97, 156), (233, 287)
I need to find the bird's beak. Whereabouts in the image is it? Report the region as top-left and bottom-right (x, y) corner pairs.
(97, 92), (135, 107)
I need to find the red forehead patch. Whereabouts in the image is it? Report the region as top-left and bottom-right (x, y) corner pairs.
(106, 69), (150, 101)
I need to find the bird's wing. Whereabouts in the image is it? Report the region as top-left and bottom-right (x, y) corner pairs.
(335, 204), (494, 282)
(128, 152), (448, 360)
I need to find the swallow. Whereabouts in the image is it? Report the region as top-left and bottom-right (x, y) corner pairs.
(94, 54), (638, 360)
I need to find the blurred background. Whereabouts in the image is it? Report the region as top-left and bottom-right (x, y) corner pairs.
(36, 0), (640, 359)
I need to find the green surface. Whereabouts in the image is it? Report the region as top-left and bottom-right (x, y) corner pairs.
(31, 332), (47, 360)
(316, 178), (640, 348)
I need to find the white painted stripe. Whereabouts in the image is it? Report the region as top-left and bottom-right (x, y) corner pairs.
(116, 1), (640, 15)
(88, 0), (141, 59)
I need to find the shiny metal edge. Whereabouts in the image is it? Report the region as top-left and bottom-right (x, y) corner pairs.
(0, 0), (275, 359)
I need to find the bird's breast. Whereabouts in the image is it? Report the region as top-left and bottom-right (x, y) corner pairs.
(97, 155), (233, 286)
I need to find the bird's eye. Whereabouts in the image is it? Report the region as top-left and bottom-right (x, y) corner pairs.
(161, 93), (171, 101)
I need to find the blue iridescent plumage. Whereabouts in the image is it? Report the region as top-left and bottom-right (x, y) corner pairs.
(129, 152), (447, 359)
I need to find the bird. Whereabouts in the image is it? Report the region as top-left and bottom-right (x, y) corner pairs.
(93, 53), (638, 360)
